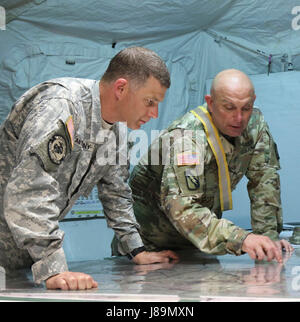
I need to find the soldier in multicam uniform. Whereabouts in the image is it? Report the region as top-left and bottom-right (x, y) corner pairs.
(0, 47), (178, 290)
(112, 69), (293, 263)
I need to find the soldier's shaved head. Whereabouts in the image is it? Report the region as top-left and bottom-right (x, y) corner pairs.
(211, 69), (255, 100)
(205, 69), (256, 137)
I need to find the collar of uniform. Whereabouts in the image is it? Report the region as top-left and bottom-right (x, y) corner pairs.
(101, 118), (114, 130)
(220, 135), (235, 154)
(89, 80), (112, 144)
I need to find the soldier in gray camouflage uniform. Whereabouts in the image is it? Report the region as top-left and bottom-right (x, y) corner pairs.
(112, 69), (293, 263)
(0, 47), (178, 290)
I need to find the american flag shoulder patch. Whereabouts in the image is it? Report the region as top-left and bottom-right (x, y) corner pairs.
(177, 152), (200, 166)
(66, 115), (75, 149)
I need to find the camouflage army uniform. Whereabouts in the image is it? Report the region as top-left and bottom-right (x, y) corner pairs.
(119, 106), (282, 256)
(0, 78), (143, 284)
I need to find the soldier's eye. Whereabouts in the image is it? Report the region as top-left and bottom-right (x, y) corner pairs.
(145, 98), (155, 107)
(242, 105), (252, 111)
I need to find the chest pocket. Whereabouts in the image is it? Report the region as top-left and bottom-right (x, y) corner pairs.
(229, 150), (252, 188)
(203, 160), (219, 196)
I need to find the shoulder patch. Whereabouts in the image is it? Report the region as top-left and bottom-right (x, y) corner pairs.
(31, 120), (71, 172)
(185, 169), (200, 190)
(177, 152), (200, 166)
(48, 135), (67, 165)
(172, 164), (204, 195)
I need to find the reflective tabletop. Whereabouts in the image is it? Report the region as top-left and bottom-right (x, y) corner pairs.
(0, 244), (299, 302)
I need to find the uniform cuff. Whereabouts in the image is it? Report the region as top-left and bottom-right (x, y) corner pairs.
(262, 230), (280, 241)
(31, 248), (68, 284)
(225, 228), (251, 256)
(127, 246), (146, 260)
(118, 232), (144, 255)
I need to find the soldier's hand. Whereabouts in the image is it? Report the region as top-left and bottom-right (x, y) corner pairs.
(45, 271), (98, 290)
(242, 233), (283, 263)
(275, 239), (294, 253)
(132, 250), (179, 265)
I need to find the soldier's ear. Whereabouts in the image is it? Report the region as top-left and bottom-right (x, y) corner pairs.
(205, 95), (213, 112)
(114, 78), (129, 100)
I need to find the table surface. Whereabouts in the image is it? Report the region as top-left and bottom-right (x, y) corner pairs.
(0, 233), (300, 302)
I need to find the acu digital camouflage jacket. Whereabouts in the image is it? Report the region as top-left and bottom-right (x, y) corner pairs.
(0, 78), (143, 284)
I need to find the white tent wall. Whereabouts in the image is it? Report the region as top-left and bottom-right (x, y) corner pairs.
(0, 0), (299, 261)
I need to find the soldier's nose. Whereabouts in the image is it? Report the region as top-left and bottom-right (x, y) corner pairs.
(149, 105), (158, 119)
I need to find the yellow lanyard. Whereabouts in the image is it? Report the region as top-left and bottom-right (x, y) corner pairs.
(191, 106), (233, 211)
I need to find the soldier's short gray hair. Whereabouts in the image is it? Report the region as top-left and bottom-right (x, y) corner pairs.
(102, 47), (170, 89)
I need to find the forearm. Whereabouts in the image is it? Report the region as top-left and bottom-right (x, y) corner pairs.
(247, 168), (283, 240)
(4, 156), (67, 283)
(246, 119), (283, 240)
(163, 195), (249, 255)
(98, 166), (144, 255)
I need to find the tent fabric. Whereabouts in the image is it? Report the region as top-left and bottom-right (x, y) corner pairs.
(1, 0), (300, 124)
(0, 0), (299, 229)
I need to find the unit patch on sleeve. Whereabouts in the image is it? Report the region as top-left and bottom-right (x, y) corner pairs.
(48, 135), (67, 165)
(30, 120), (72, 172)
(184, 169), (200, 190)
